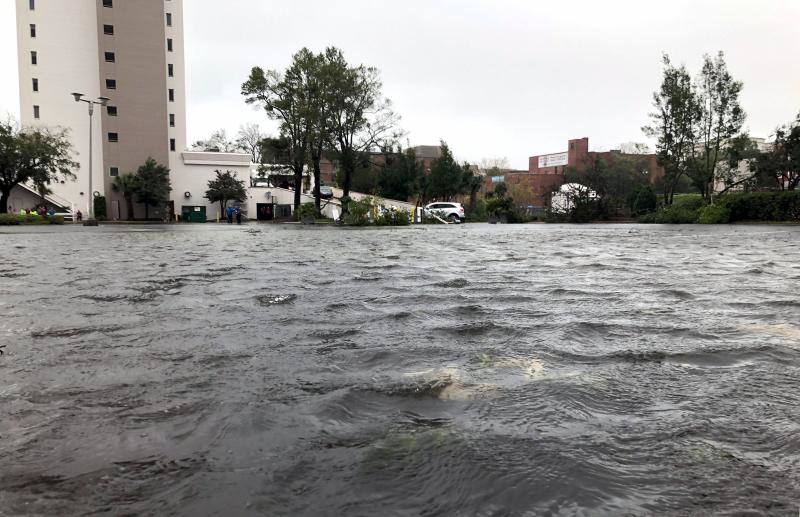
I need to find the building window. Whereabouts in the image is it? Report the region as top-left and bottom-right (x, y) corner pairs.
(104, 24), (114, 35)
(105, 52), (115, 63)
(168, 88), (175, 102)
(108, 132), (119, 143)
(110, 167), (119, 177)
(30, 24), (36, 38)
(166, 13), (172, 26)
(33, 105), (40, 119)
(169, 113), (175, 127)
(32, 78), (39, 92)
(167, 38), (173, 52)
(168, 63), (173, 77)
(106, 79), (117, 89)
(107, 105), (118, 116)
(103, 0), (113, 6)
(170, 138), (176, 152)
(29, 0), (34, 10)
(30, 51), (37, 65)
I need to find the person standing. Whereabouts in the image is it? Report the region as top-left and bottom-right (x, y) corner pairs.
(76, 210), (83, 222)
(235, 207), (242, 225)
(226, 206), (234, 224)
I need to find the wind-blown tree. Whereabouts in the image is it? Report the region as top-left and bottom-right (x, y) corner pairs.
(0, 120), (76, 213)
(754, 112), (800, 190)
(460, 164), (483, 212)
(133, 157), (172, 220)
(643, 55), (701, 206)
(427, 142), (465, 201)
(112, 172), (138, 220)
(689, 51), (746, 201)
(325, 48), (401, 210)
(243, 49), (317, 211)
(205, 169), (247, 214)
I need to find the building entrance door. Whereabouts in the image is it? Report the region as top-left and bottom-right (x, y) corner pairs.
(256, 203), (274, 221)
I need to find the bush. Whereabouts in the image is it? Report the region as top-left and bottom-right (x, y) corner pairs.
(295, 202), (317, 221)
(696, 204), (731, 224)
(466, 199), (488, 222)
(342, 196), (375, 226)
(375, 208), (412, 226)
(631, 185), (658, 215)
(721, 191), (800, 222)
(94, 196), (107, 219)
(671, 194), (705, 211)
(0, 213), (65, 225)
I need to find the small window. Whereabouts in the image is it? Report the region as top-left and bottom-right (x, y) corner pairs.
(168, 88), (174, 102)
(30, 24), (36, 38)
(167, 38), (173, 52)
(104, 24), (114, 35)
(169, 113), (175, 127)
(33, 105), (40, 119)
(108, 132), (119, 143)
(168, 63), (173, 77)
(103, 0), (113, 6)
(32, 78), (39, 92)
(30, 51), (37, 65)
(170, 138), (176, 152)
(107, 105), (118, 116)
(106, 79), (117, 89)
(109, 167), (119, 177)
(105, 52), (115, 63)
(29, 0), (34, 10)
(166, 13), (172, 26)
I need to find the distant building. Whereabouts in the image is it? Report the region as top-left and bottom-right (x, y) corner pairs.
(485, 138), (664, 208)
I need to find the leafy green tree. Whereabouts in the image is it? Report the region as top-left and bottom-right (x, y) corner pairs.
(205, 169), (247, 215)
(112, 172), (138, 220)
(689, 52), (746, 201)
(754, 112), (800, 190)
(427, 142), (465, 201)
(643, 55), (702, 206)
(133, 157), (172, 220)
(630, 185), (658, 215)
(0, 120), (76, 213)
(325, 48), (400, 207)
(565, 155), (651, 217)
(378, 148), (422, 201)
(243, 49), (317, 210)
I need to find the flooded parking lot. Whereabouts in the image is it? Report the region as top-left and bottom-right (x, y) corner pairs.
(1, 223), (799, 515)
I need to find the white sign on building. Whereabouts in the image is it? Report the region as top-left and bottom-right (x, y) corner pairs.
(538, 152), (569, 168)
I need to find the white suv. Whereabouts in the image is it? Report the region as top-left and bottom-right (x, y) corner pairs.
(424, 202), (465, 223)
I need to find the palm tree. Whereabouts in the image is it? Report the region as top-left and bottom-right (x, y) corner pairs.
(112, 173), (138, 221)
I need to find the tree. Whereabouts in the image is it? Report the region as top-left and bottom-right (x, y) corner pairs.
(194, 129), (238, 153)
(460, 163), (484, 212)
(643, 55), (701, 206)
(236, 124), (265, 163)
(133, 158), (172, 220)
(378, 148), (423, 201)
(753, 113), (800, 190)
(688, 51), (746, 201)
(0, 120), (76, 213)
(427, 141), (465, 201)
(205, 169), (247, 214)
(112, 172), (138, 220)
(243, 49), (317, 211)
(325, 48), (401, 208)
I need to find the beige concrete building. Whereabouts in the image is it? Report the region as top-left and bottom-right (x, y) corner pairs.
(16, 0), (186, 219)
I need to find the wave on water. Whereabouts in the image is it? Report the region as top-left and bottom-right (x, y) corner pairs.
(433, 278), (469, 289)
(256, 294), (297, 306)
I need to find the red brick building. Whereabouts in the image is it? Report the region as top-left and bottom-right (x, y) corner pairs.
(485, 138), (664, 208)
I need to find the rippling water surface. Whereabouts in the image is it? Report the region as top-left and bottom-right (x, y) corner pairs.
(1, 223), (799, 515)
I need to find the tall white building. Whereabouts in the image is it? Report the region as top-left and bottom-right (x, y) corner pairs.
(15, 0), (187, 219)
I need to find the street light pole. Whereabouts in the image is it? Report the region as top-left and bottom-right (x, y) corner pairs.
(71, 93), (110, 225)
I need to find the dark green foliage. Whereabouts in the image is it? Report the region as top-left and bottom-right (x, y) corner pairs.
(112, 172), (138, 220)
(0, 121), (77, 213)
(205, 169), (247, 214)
(378, 149), (422, 201)
(696, 204), (731, 224)
(629, 185), (658, 215)
(341, 196), (374, 226)
(638, 191), (800, 223)
(485, 182), (528, 224)
(466, 199), (488, 222)
(426, 142), (466, 201)
(375, 208), (412, 226)
(295, 202), (317, 221)
(93, 196), (107, 219)
(133, 158), (172, 220)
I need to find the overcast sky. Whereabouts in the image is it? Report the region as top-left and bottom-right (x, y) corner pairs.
(1, 0), (798, 169)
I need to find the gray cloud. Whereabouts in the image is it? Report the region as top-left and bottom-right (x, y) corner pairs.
(1, 0), (798, 168)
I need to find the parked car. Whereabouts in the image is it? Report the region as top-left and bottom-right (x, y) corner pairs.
(319, 185), (334, 199)
(424, 202), (465, 223)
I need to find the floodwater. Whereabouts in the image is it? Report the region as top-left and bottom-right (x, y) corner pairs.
(1, 223), (799, 516)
